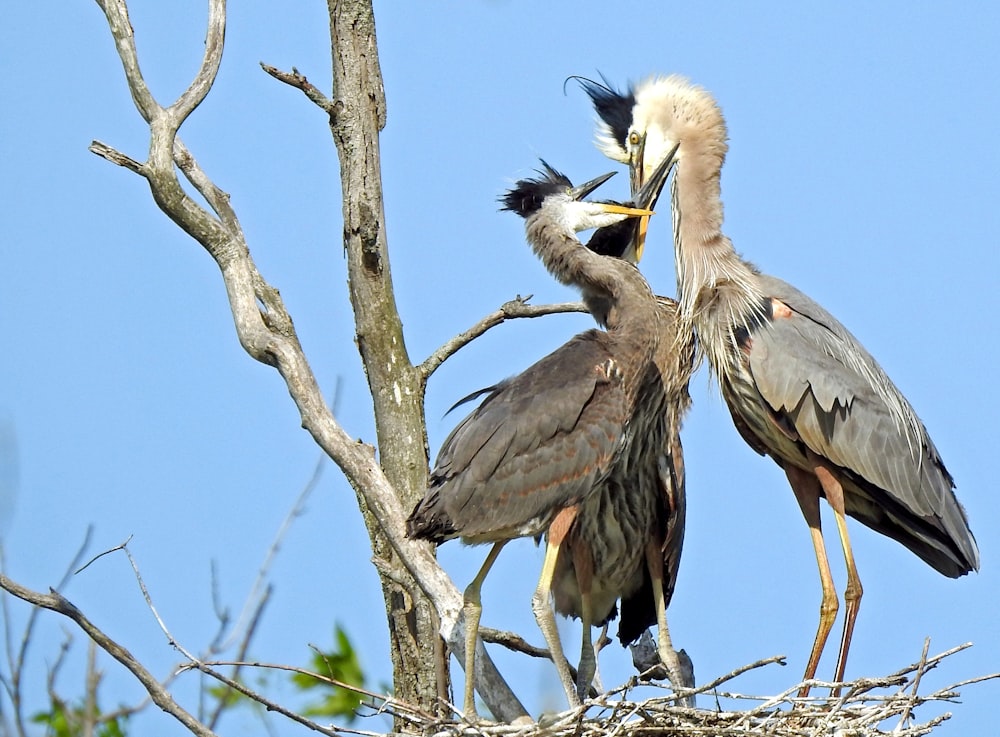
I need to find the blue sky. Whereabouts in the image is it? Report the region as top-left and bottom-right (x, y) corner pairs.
(2, 2), (998, 734)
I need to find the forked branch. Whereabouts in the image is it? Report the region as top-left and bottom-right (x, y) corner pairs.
(86, 0), (527, 723)
(0, 574), (217, 737)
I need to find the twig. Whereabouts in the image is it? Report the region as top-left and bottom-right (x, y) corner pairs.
(75, 534), (133, 575)
(898, 638), (932, 729)
(207, 561), (232, 653)
(192, 659), (436, 722)
(1, 527), (93, 737)
(120, 544), (199, 662)
(940, 671), (1000, 691)
(83, 639), (99, 737)
(0, 574), (217, 737)
(260, 63), (335, 115)
(479, 627), (551, 660)
(419, 296), (588, 381)
(688, 654), (787, 698)
(173, 138), (245, 240)
(206, 585), (272, 730)
(183, 658), (434, 736)
(44, 630), (72, 717)
(191, 660), (341, 736)
(221, 453), (325, 652)
(88, 140), (146, 174)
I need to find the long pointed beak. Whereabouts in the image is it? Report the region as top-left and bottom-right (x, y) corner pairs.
(568, 170), (617, 201)
(598, 202), (654, 217)
(631, 141), (679, 261)
(629, 133), (647, 196)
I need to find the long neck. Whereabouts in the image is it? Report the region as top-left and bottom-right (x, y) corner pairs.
(525, 214), (657, 364)
(670, 145), (764, 377)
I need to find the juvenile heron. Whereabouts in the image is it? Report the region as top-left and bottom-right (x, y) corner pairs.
(515, 154), (696, 700)
(407, 153), (674, 715)
(580, 74), (979, 694)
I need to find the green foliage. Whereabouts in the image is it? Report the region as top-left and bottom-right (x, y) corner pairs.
(31, 697), (127, 737)
(207, 680), (250, 709)
(291, 624), (367, 723)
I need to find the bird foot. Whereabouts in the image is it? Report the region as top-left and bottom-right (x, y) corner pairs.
(629, 631), (696, 707)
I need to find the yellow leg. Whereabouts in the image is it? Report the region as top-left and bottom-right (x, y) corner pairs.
(645, 539), (687, 701)
(462, 541), (506, 719)
(786, 464), (839, 698)
(532, 507), (580, 708)
(815, 465), (863, 695)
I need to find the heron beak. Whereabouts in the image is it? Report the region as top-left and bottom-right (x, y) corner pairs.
(568, 171), (617, 201)
(631, 141), (679, 261)
(597, 202), (654, 217)
(629, 132), (647, 196)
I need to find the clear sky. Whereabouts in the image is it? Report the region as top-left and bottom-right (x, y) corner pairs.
(2, 2), (998, 734)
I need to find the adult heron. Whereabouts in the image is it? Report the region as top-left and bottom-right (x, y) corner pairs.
(407, 151), (675, 715)
(579, 74), (979, 694)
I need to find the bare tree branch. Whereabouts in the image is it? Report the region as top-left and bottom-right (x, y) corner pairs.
(93, 0), (161, 123)
(220, 455), (324, 653)
(480, 627), (551, 661)
(0, 574), (217, 737)
(170, 0), (226, 122)
(172, 138), (245, 239)
(207, 586), (271, 731)
(75, 534), (133, 575)
(419, 297), (588, 381)
(83, 640), (99, 737)
(260, 63), (335, 115)
(88, 140), (146, 174)
(188, 659), (435, 724)
(1, 528), (93, 737)
(86, 0), (527, 722)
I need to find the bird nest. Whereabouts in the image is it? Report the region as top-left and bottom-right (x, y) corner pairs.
(401, 643), (995, 737)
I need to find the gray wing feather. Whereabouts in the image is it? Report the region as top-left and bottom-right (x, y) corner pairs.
(413, 331), (627, 542)
(747, 275), (978, 572)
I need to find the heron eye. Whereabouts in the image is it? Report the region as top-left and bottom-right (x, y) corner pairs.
(628, 131), (640, 146)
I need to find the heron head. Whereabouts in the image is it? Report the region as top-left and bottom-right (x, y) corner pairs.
(500, 163), (653, 233)
(579, 74), (724, 195)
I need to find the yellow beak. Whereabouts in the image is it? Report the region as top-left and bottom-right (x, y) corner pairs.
(629, 140), (680, 262)
(598, 203), (654, 217)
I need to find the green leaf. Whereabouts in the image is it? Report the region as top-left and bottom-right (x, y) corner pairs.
(290, 624), (367, 723)
(31, 697), (128, 737)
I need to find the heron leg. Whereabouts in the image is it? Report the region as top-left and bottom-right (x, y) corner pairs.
(462, 541), (507, 719)
(785, 464), (839, 698)
(645, 538), (686, 697)
(814, 465), (863, 695)
(532, 506), (580, 708)
(573, 539), (596, 702)
(592, 624), (610, 693)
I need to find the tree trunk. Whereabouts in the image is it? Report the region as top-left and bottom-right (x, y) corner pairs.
(327, 0), (449, 719)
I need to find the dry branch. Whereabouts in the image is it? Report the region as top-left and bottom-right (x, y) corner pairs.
(86, 0), (528, 722)
(0, 574), (218, 737)
(399, 643), (998, 737)
(419, 297), (589, 381)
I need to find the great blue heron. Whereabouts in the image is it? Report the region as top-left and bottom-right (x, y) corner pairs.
(564, 190), (696, 699)
(407, 151), (675, 716)
(520, 160), (695, 701)
(579, 74), (979, 694)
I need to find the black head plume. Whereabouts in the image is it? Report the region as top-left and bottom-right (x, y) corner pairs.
(571, 74), (635, 150)
(499, 160), (572, 218)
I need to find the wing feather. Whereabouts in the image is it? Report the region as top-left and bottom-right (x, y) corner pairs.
(744, 275), (978, 574)
(408, 331), (628, 543)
